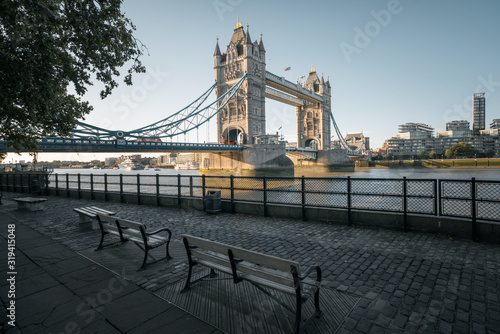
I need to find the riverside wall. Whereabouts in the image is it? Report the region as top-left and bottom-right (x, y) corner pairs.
(40, 187), (500, 244)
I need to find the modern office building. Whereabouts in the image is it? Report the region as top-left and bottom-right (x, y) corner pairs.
(446, 120), (470, 131)
(385, 123), (435, 156)
(491, 119), (500, 129)
(398, 123), (434, 134)
(383, 94), (498, 157)
(386, 120), (499, 157)
(473, 93), (486, 133)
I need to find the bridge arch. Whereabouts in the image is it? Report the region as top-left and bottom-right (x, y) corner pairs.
(221, 127), (245, 144)
(304, 138), (319, 149)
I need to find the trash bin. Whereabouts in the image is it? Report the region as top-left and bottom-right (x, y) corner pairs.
(30, 179), (41, 195)
(205, 190), (221, 214)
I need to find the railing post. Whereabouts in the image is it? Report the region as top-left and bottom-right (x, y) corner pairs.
(90, 174), (94, 200)
(66, 174), (70, 198)
(301, 176), (306, 221)
(433, 179), (438, 216)
(104, 174), (108, 201)
(471, 177), (478, 242)
(230, 175), (235, 214)
(438, 179), (442, 217)
(137, 174), (141, 205)
(403, 177), (408, 232)
(27, 173), (31, 194)
(263, 176), (268, 217)
(45, 172), (49, 195)
(347, 176), (352, 225)
(155, 174), (160, 207)
(202, 174), (206, 211)
(189, 176), (193, 197)
(77, 173), (81, 199)
(177, 174), (182, 208)
(119, 174), (124, 203)
(55, 174), (59, 196)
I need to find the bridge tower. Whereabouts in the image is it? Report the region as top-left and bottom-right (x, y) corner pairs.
(214, 19), (266, 144)
(296, 68), (331, 150)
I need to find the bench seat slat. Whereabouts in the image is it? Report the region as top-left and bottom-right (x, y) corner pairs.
(74, 207), (116, 218)
(191, 249), (298, 289)
(193, 256), (316, 298)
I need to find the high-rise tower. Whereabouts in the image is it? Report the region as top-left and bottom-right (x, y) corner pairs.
(214, 19), (266, 144)
(473, 93), (486, 133)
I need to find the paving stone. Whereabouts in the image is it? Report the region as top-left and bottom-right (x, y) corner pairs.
(393, 314), (408, 329)
(3, 192), (500, 334)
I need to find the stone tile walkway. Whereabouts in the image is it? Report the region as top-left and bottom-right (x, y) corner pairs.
(1, 192), (500, 333)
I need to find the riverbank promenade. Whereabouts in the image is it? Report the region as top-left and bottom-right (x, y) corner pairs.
(1, 192), (499, 333)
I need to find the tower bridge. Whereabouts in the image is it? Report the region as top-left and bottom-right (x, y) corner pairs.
(1, 19), (362, 172)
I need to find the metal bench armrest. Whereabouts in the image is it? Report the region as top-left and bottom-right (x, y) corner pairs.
(299, 265), (322, 283)
(146, 227), (172, 236)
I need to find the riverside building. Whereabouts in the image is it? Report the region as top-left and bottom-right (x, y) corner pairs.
(473, 93), (486, 133)
(386, 120), (499, 158)
(384, 93), (499, 157)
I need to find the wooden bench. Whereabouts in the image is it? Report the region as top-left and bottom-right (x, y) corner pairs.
(181, 234), (322, 334)
(95, 214), (173, 270)
(13, 197), (47, 211)
(73, 206), (117, 230)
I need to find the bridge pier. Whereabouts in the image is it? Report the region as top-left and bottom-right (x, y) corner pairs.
(201, 144), (354, 175)
(289, 148), (355, 172)
(201, 143), (294, 175)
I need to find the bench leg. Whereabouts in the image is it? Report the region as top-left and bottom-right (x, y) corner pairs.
(95, 232), (106, 251)
(165, 242), (173, 260)
(139, 248), (149, 271)
(315, 289), (321, 315)
(294, 293), (302, 334)
(181, 262), (193, 293)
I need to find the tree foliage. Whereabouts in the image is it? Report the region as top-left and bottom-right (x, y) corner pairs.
(446, 142), (477, 158)
(417, 150), (427, 159)
(0, 0), (146, 153)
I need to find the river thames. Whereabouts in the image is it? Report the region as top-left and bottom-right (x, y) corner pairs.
(51, 167), (500, 180)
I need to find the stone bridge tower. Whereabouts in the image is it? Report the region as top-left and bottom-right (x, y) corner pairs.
(214, 19), (266, 144)
(296, 68), (331, 150)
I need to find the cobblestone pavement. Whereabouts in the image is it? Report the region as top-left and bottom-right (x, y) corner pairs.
(2, 192), (500, 333)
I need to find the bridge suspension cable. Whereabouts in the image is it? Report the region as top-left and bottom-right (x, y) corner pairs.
(330, 111), (364, 154)
(71, 74), (247, 141)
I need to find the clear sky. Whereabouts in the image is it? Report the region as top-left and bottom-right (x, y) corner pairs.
(6, 0), (500, 163)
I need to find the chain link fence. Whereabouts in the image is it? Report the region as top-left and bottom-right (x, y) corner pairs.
(1, 172), (499, 237)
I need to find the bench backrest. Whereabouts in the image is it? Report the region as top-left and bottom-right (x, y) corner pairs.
(182, 234), (302, 285)
(97, 214), (147, 241)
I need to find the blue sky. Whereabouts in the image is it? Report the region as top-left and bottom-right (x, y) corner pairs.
(6, 0), (500, 163)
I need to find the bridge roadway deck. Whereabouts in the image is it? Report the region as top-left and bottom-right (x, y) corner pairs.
(1, 192), (499, 333)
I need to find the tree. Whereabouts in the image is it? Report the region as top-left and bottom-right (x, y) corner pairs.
(428, 150), (437, 159)
(417, 150), (427, 160)
(447, 142), (477, 158)
(0, 0), (146, 153)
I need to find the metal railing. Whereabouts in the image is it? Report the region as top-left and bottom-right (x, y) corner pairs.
(1, 173), (499, 240)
